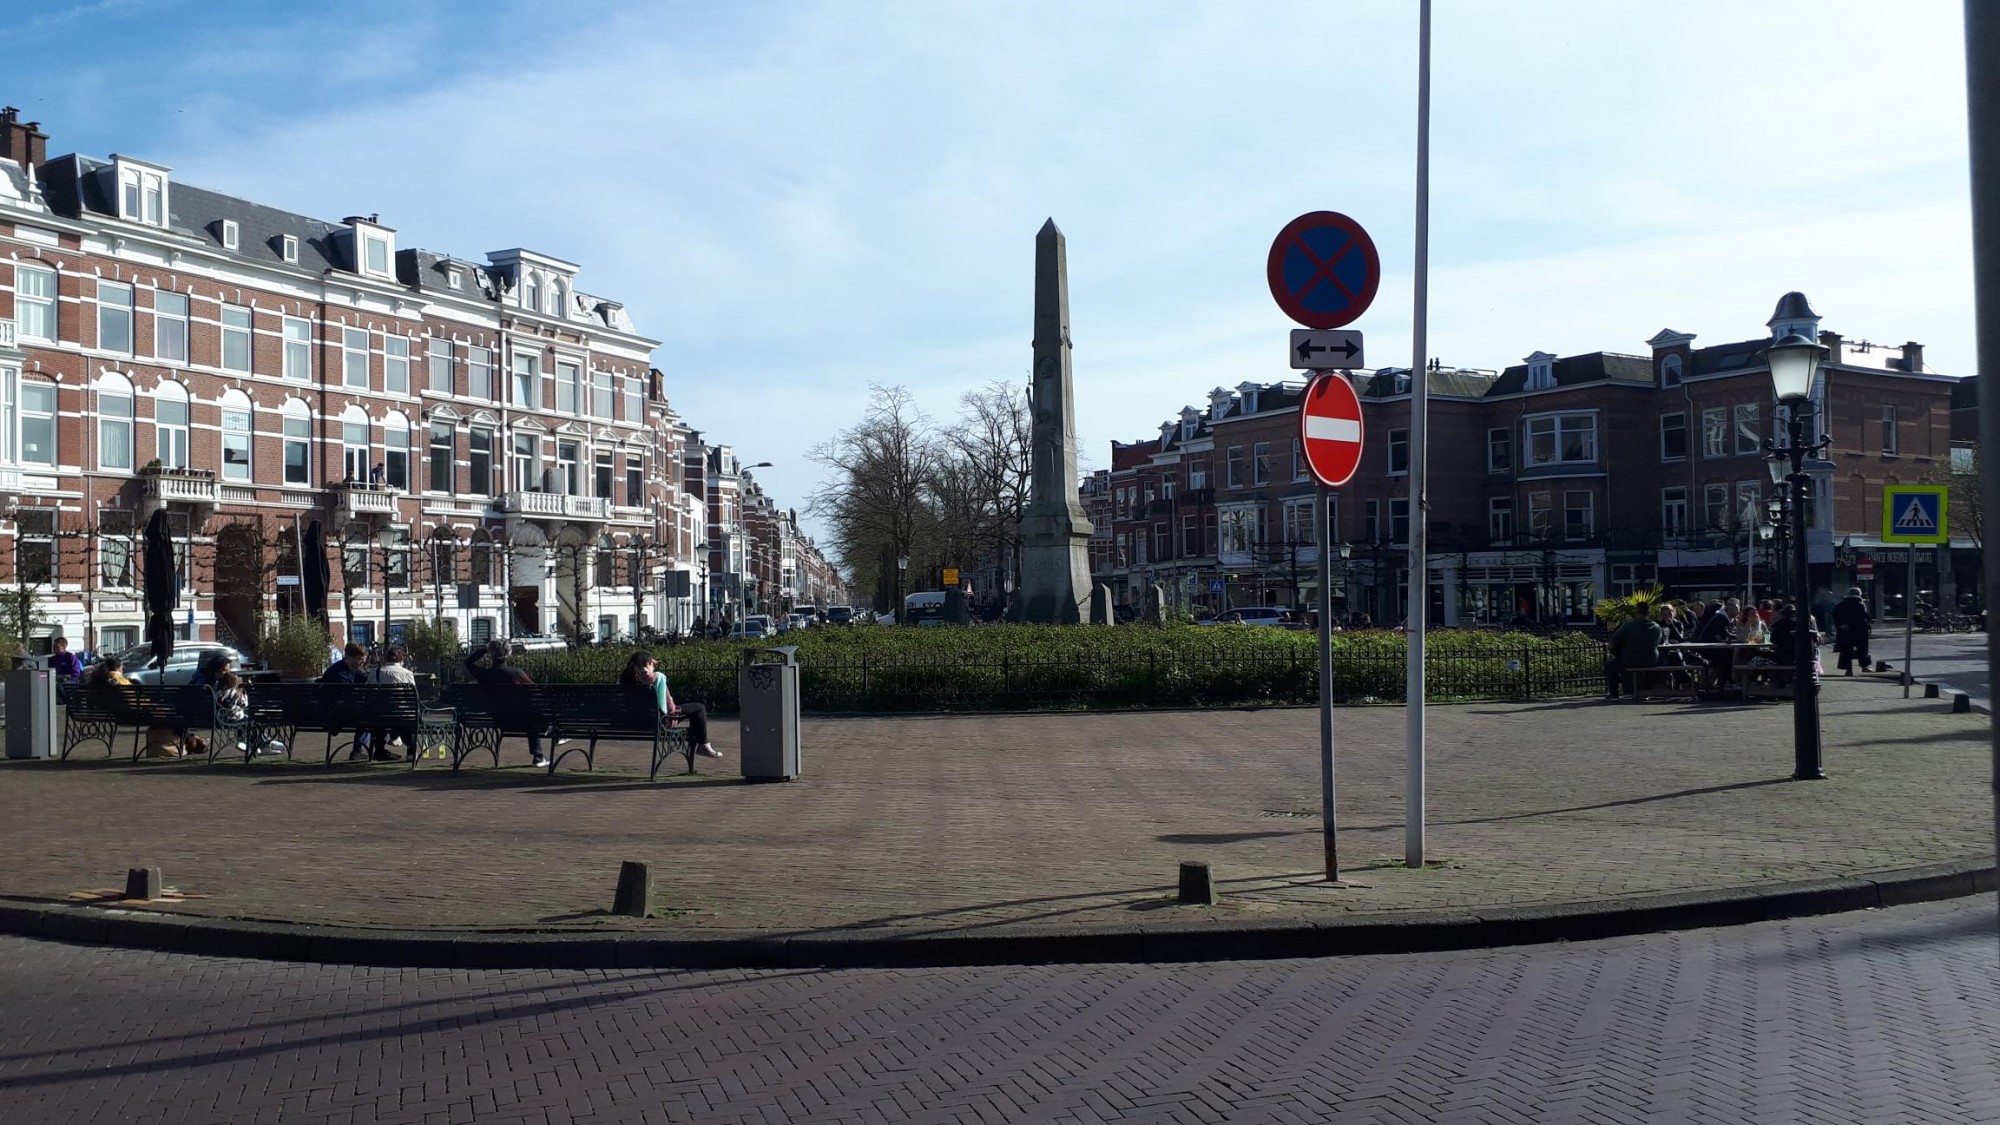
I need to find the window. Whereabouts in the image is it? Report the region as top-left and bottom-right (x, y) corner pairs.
(342, 327), (369, 388)
(1661, 487), (1688, 538)
(1563, 491), (1594, 540)
(1488, 497), (1514, 543)
(152, 291), (188, 362)
(524, 275), (540, 312)
(16, 509), (55, 584)
(1364, 499), (1381, 542)
(14, 263), (54, 342)
(283, 405), (311, 485)
(467, 346), (494, 400)
(623, 375), (643, 422)
(383, 530), (409, 591)
(1226, 446), (1244, 488)
(1218, 507), (1259, 556)
(1881, 404), (1899, 456)
(363, 236), (388, 276)
(1252, 441), (1271, 485)
(342, 414), (370, 482)
(384, 336), (410, 395)
(1661, 354), (1683, 386)
(221, 220), (239, 250)
(19, 383), (54, 466)
(1735, 482), (1760, 532)
(1188, 459), (1208, 490)
(99, 512), (134, 588)
(469, 428), (494, 496)
(119, 167), (165, 226)
(1704, 483), (1731, 533)
(221, 306), (252, 372)
(1281, 497), (1317, 547)
(1799, 476), (1819, 529)
(1659, 412), (1687, 461)
(595, 451), (614, 499)
(1389, 498), (1411, 544)
(283, 317), (311, 379)
(98, 378), (133, 470)
(1291, 438), (1306, 481)
(555, 362), (581, 414)
(557, 440), (581, 495)
(626, 456), (644, 506)
(427, 339), (454, 394)
(97, 281), (133, 353)
(1388, 428), (1409, 474)
(1527, 492), (1552, 538)
(1524, 414), (1596, 466)
(383, 415), (410, 490)
(1701, 407), (1727, 458)
(281, 235), (299, 264)
(591, 370), (614, 419)
(155, 384), (190, 469)
(1487, 428), (1511, 473)
(429, 424), (455, 493)
(553, 279), (569, 317)
(220, 394), (252, 482)
(511, 432), (539, 490)
(469, 539), (495, 586)
(511, 354), (539, 407)
(342, 540), (370, 592)
(1733, 403), (1761, 455)
(469, 617), (494, 645)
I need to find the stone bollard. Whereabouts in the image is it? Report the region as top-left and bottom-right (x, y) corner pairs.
(611, 861), (652, 918)
(1177, 861), (1217, 906)
(1925, 682), (1941, 698)
(124, 867), (162, 901)
(1951, 691), (1972, 714)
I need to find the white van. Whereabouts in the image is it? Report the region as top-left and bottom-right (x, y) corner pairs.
(903, 591), (948, 626)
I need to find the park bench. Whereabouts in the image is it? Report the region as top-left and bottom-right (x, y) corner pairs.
(58, 683), (250, 763)
(242, 682), (458, 767)
(1733, 663), (1795, 700)
(1624, 665), (1699, 702)
(437, 683), (692, 778)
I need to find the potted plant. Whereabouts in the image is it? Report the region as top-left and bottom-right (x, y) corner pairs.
(262, 614), (332, 681)
(402, 615), (459, 678)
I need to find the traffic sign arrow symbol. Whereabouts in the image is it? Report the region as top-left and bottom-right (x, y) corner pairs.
(1288, 329), (1365, 370)
(1297, 339), (1360, 361)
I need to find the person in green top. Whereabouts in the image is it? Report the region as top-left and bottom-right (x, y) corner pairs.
(1604, 606), (1667, 700)
(618, 651), (721, 758)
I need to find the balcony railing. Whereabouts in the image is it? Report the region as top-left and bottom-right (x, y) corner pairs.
(500, 491), (610, 520)
(0, 322), (16, 349)
(335, 485), (401, 521)
(141, 468), (219, 506)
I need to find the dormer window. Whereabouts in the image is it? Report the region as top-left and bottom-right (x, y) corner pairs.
(364, 235), (389, 275)
(113, 155), (170, 227)
(344, 216), (396, 279)
(220, 220), (239, 250)
(552, 278), (568, 317)
(1525, 351), (1557, 391)
(281, 235), (299, 263)
(524, 274), (540, 312)
(1660, 354), (1683, 386)
(446, 267), (463, 289)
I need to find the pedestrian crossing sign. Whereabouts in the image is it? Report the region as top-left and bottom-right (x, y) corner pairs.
(1881, 484), (1949, 544)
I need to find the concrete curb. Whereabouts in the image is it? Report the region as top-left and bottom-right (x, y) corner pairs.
(1, 859), (1991, 970)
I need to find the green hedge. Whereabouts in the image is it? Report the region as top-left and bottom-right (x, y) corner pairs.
(503, 626), (1606, 713)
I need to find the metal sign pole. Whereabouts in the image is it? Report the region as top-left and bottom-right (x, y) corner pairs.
(1905, 553), (1916, 698)
(1404, 0), (1432, 870)
(1318, 480), (1338, 882)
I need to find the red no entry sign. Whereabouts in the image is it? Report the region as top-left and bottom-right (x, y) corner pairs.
(1267, 211), (1381, 330)
(1300, 372), (1365, 487)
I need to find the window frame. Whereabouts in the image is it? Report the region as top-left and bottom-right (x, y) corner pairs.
(342, 326), (370, 388)
(13, 262), (55, 342)
(154, 383), (191, 469)
(427, 339), (454, 395)
(384, 335), (411, 395)
(1486, 427), (1511, 473)
(1732, 403), (1762, 456)
(342, 414), (371, 483)
(1524, 413), (1597, 467)
(98, 379), (134, 471)
(152, 290), (189, 363)
(1701, 407), (1728, 458)
(1659, 412), (1688, 461)
(1388, 428), (1410, 474)
(1563, 490), (1594, 541)
(1251, 441), (1271, 486)
(1661, 486), (1689, 538)
(1488, 496), (1513, 544)
(555, 361), (581, 414)
(281, 235), (300, 264)
(97, 280), (134, 354)
(511, 354), (540, 408)
(591, 370), (614, 419)
(18, 382), (56, 467)
(468, 428), (495, 496)
(282, 405), (312, 486)
(383, 415), (411, 490)
(220, 305), (253, 373)
(428, 423), (455, 494)
(220, 394), (253, 482)
(282, 317), (311, 380)
(1881, 403), (1899, 456)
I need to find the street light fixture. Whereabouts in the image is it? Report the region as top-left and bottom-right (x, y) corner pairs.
(374, 523), (402, 650)
(1766, 332), (1828, 781)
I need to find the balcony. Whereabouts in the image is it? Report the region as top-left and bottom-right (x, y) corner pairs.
(139, 466), (218, 521)
(499, 491), (610, 522)
(333, 484), (401, 524)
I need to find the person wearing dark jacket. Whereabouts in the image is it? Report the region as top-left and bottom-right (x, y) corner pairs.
(1832, 587), (1873, 675)
(1604, 612), (1665, 700)
(1692, 602), (1732, 644)
(319, 643), (368, 685)
(465, 640), (552, 766)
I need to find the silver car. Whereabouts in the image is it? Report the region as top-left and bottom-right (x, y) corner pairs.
(112, 643), (249, 685)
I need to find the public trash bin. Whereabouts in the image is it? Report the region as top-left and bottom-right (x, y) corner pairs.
(738, 645), (800, 781)
(5, 666), (59, 760)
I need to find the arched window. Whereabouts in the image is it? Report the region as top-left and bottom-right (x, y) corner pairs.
(469, 530), (495, 587)
(220, 389), (253, 481)
(524, 273), (540, 313)
(595, 534), (618, 587)
(155, 381), (191, 469)
(552, 278), (568, 317)
(97, 373), (135, 471)
(1661, 354), (1683, 386)
(282, 399), (312, 486)
(340, 406), (370, 483)
(383, 410), (411, 490)
(18, 379), (56, 467)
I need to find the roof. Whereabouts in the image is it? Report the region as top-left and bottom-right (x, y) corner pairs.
(1488, 352), (1653, 395)
(1768, 291), (1819, 326)
(1358, 368), (1498, 399)
(1689, 337), (1771, 376)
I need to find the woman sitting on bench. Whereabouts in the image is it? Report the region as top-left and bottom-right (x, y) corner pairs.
(618, 651), (722, 758)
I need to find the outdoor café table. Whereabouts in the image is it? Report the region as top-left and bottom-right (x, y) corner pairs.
(1660, 642), (1765, 692)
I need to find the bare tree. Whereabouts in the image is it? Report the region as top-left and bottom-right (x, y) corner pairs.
(807, 385), (941, 611)
(940, 380), (1032, 612)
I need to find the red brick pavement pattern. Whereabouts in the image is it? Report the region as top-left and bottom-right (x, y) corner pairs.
(0, 899), (1996, 1124)
(0, 679), (1990, 934)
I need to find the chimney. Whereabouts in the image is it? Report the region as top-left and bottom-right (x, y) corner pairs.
(0, 107), (49, 173)
(1901, 341), (1924, 374)
(1818, 330), (1843, 368)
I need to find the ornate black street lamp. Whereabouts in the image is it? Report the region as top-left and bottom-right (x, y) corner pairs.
(1766, 333), (1827, 780)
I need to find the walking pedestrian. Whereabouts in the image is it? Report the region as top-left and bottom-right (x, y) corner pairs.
(1832, 587), (1874, 675)
(617, 651), (721, 757)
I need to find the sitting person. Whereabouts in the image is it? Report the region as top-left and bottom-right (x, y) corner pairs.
(1736, 607), (1767, 645)
(618, 651), (721, 758)
(466, 639), (555, 767)
(365, 645), (417, 763)
(320, 642), (369, 685)
(47, 636), (83, 681)
(1604, 606), (1666, 700)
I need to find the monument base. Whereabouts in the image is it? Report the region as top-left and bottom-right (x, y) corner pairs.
(1011, 532), (1093, 624)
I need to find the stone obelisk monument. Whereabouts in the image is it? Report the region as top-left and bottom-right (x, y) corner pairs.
(1011, 218), (1094, 624)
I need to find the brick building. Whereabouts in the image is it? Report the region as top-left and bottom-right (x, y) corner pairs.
(0, 108), (835, 654)
(1094, 292), (1973, 624)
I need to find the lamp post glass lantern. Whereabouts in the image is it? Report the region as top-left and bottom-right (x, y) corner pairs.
(1766, 332), (1827, 780)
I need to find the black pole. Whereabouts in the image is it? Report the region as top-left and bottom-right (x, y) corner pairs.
(1962, 0), (2000, 939)
(1787, 409), (1824, 780)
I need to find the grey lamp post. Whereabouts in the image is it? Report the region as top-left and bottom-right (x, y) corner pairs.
(375, 524), (400, 651)
(1765, 496), (1789, 602)
(1767, 332), (1828, 780)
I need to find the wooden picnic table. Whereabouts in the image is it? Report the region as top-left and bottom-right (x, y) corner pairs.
(1659, 642), (1767, 691)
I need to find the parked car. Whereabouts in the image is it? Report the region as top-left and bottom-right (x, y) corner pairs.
(114, 643), (249, 685)
(730, 615), (777, 639)
(1198, 606), (1291, 627)
(510, 633), (568, 653)
(825, 606), (854, 625)
(786, 613), (814, 631)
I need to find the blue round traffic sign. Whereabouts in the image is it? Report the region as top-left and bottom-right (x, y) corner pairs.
(1267, 211), (1381, 330)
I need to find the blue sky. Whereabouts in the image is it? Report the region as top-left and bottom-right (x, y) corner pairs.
(10, 1), (1974, 551)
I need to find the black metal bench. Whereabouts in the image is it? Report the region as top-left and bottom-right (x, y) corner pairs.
(438, 684), (692, 778)
(58, 683), (250, 763)
(243, 683), (457, 767)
